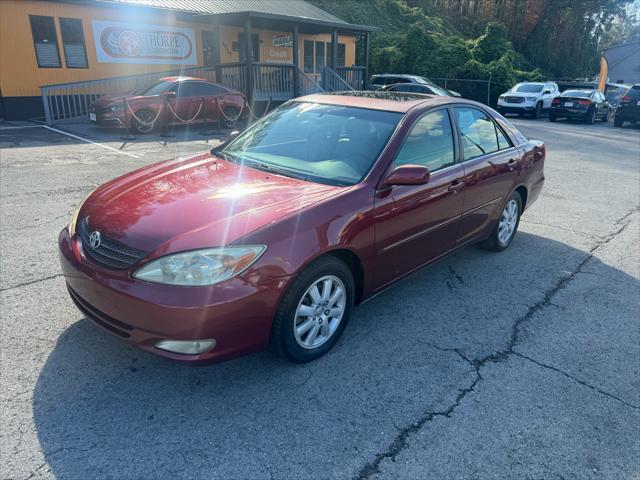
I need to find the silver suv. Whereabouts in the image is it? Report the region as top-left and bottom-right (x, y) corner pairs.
(497, 82), (559, 118)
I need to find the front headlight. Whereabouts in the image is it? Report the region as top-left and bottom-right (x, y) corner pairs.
(525, 96), (537, 102)
(133, 246), (266, 286)
(109, 104), (124, 112)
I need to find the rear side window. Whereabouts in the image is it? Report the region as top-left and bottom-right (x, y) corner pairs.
(627, 86), (640, 99)
(394, 109), (455, 172)
(391, 77), (411, 84)
(454, 107), (511, 160)
(371, 77), (385, 86)
(191, 82), (228, 96)
(29, 15), (61, 68)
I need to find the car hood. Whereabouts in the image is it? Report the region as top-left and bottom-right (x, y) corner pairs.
(81, 153), (344, 255)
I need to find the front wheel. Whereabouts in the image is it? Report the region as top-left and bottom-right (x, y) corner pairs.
(271, 257), (354, 363)
(613, 116), (624, 127)
(584, 108), (596, 124)
(549, 115), (557, 122)
(222, 106), (241, 129)
(481, 192), (522, 252)
(533, 102), (543, 119)
(132, 109), (157, 134)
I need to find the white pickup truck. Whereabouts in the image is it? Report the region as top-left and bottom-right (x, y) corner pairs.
(497, 82), (559, 118)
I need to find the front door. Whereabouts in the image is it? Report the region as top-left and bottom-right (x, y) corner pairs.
(452, 106), (522, 244)
(373, 108), (465, 290)
(166, 81), (205, 125)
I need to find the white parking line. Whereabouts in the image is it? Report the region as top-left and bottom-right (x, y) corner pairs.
(0, 125), (45, 130)
(42, 125), (141, 159)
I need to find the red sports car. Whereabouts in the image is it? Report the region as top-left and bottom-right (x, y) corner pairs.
(89, 76), (245, 133)
(60, 92), (545, 364)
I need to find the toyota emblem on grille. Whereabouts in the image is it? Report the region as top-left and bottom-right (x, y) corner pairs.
(89, 231), (101, 249)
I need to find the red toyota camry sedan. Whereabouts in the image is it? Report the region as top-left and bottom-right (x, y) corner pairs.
(59, 92), (545, 364)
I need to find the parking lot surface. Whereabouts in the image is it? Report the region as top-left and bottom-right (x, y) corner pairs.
(1, 119), (639, 479)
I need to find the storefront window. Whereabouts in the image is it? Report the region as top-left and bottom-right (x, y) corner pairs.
(315, 42), (325, 71)
(29, 15), (61, 68)
(59, 18), (88, 68)
(304, 40), (314, 73)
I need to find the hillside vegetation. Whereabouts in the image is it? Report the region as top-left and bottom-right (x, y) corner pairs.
(310, 0), (638, 99)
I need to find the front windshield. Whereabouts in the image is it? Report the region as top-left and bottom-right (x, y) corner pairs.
(512, 83), (543, 93)
(220, 102), (402, 186)
(561, 90), (591, 98)
(134, 80), (174, 96)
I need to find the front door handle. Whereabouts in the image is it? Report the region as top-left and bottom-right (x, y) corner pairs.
(448, 180), (465, 194)
(507, 159), (517, 171)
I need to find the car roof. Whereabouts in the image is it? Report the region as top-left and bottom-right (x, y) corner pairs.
(297, 91), (463, 113)
(159, 76), (207, 82)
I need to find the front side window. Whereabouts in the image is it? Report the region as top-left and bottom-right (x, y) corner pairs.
(394, 109), (455, 172)
(29, 15), (61, 68)
(454, 107), (503, 160)
(221, 102), (402, 186)
(59, 18), (88, 68)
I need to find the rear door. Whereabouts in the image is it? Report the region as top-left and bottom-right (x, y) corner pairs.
(453, 106), (523, 244)
(373, 107), (465, 289)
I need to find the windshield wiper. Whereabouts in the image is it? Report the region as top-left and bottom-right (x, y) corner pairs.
(241, 159), (310, 181)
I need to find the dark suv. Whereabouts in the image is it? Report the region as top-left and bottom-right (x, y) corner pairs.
(613, 85), (640, 127)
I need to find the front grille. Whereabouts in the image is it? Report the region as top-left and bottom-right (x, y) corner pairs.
(79, 216), (146, 270)
(504, 96), (525, 104)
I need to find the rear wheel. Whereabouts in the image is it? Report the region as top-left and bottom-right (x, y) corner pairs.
(613, 116), (624, 127)
(271, 256), (354, 363)
(584, 107), (596, 124)
(533, 102), (543, 119)
(481, 192), (522, 252)
(549, 114), (557, 122)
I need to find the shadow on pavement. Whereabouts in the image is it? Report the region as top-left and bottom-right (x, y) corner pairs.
(32, 232), (639, 478)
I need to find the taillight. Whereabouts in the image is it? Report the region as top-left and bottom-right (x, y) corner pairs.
(577, 99), (591, 106)
(620, 95), (631, 103)
(552, 98), (560, 105)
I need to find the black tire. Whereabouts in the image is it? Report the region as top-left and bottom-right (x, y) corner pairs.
(270, 256), (355, 363)
(132, 109), (157, 134)
(533, 102), (543, 119)
(481, 191), (522, 252)
(549, 115), (557, 122)
(584, 107), (596, 124)
(613, 116), (624, 127)
(222, 106), (241, 129)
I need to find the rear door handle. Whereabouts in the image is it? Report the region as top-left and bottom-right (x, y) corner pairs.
(448, 180), (465, 194)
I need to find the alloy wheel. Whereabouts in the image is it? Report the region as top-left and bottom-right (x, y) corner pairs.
(498, 199), (519, 245)
(135, 110), (155, 134)
(293, 275), (346, 349)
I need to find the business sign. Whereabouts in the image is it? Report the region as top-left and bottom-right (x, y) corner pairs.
(272, 33), (293, 48)
(92, 20), (197, 65)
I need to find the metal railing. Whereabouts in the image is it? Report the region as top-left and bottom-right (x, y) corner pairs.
(322, 67), (356, 92)
(219, 63), (247, 95)
(40, 66), (215, 124)
(253, 63), (294, 101)
(336, 66), (366, 91)
(298, 69), (325, 96)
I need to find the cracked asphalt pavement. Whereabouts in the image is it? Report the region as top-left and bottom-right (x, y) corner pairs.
(1, 119), (639, 479)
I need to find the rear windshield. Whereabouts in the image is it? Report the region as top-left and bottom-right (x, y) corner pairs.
(512, 83), (543, 93)
(561, 90), (592, 98)
(220, 102), (402, 186)
(627, 86), (640, 99)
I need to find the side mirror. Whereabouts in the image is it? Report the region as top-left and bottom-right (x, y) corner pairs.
(383, 164), (430, 187)
(450, 90), (462, 97)
(164, 91), (177, 98)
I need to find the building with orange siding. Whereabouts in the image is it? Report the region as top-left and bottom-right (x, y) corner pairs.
(0, 0), (372, 120)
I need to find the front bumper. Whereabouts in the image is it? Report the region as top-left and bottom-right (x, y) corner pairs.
(497, 100), (538, 114)
(550, 106), (589, 119)
(58, 228), (287, 364)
